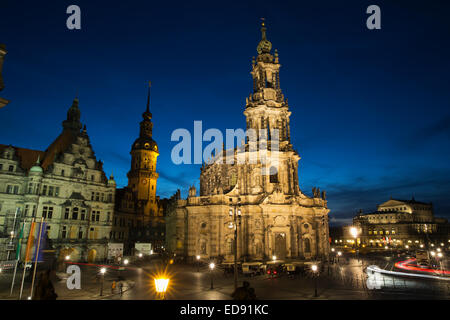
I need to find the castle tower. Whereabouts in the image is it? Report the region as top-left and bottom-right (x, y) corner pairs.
(127, 82), (160, 222)
(62, 98), (83, 133)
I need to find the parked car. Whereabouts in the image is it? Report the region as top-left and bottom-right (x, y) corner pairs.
(242, 262), (264, 277)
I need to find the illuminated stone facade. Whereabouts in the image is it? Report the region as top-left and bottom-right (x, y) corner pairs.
(166, 23), (330, 262)
(0, 98), (116, 262)
(338, 198), (449, 248)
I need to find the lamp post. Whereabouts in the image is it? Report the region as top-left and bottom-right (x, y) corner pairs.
(229, 197), (241, 291)
(209, 262), (215, 289)
(337, 251), (342, 263)
(196, 255), (200, 272)
(154, 278), (169, 300)
(436, 252), (444, 276)
(99, 268), (106, 296)
(311, 264), (318, 297)
(350, 227), (359, 261)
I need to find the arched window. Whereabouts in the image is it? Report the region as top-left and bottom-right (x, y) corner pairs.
(304, 238), (311, 253)
(199, 239), (207, 255)
(269, 166), (278, 183)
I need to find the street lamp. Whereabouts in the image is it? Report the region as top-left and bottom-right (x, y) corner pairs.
(337, 251), (342, 263)
(209, 262), (215, 290)
(350, 227), (359, 260)
(154, 278), (169, 300)
(65, 255), (70, 261)
(138, 253), (143, 258)
(196, 255), (200, 272)
(124, 259), (129, 265)
(272, 255), (277, 261)
(99, 267), (106, 296)
(229, 197), (241, 291)
(311, 264), (318, 297)
(435, 252), (444, 276)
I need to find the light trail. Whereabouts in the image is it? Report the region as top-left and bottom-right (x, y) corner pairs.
(394, 258), (450, 275)
(366, 264), (450, 281)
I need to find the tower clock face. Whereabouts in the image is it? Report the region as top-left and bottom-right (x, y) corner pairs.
(144, 143), (150, 149)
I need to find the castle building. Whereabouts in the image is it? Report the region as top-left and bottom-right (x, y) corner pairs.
(338, 197), (450, 249)
(0, 98), (116, 262)
(166, 22), (330, 262)
(113, 84), (165, 254)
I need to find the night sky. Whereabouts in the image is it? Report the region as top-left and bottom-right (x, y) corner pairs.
(1, 0), (450, 226)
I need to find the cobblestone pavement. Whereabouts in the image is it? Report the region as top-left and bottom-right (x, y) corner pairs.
(0, 254), (449, 300)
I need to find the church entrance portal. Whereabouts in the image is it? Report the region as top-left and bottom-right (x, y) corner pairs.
(274, 233), (286, 259)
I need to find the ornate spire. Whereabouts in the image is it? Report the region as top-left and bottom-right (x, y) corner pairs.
(138, 82), (155, 140)
(62, 97), (82, 133)
(257, 18), (272, 55)
(261, 18), (267, 40)
(143, 81), (152, 120)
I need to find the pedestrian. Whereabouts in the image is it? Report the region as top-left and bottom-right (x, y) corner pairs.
(231, 281), (255, 300)
(111, 280), (116, 294)
(119, 281), (124, 296)
(33, 269), (58, 300)
(247, 285), (256, 300)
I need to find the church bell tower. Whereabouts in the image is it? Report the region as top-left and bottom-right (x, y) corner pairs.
(244, 20), (293, 151)
(127, 82), (160, 218)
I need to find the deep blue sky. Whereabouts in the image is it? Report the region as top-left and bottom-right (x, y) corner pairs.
(1, 0), (450, 226)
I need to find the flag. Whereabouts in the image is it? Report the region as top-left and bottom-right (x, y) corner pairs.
(32, 222), (47, 262)
(25, 221), (36, 262)
(15, 222), (25, 260)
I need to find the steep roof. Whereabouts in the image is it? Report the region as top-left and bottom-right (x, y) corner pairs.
(41, 130), (76, 170)
(0, 128), (77, 172)
(0, 144), (45, 171)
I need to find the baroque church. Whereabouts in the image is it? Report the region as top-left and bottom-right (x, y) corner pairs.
(166, 22), (330, 262)
(113, 84), (165, 254)
(0, 98), (116, 262)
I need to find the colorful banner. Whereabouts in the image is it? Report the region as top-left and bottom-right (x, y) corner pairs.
(24, 221), (36, 262)
(32, 222), (47, 262)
